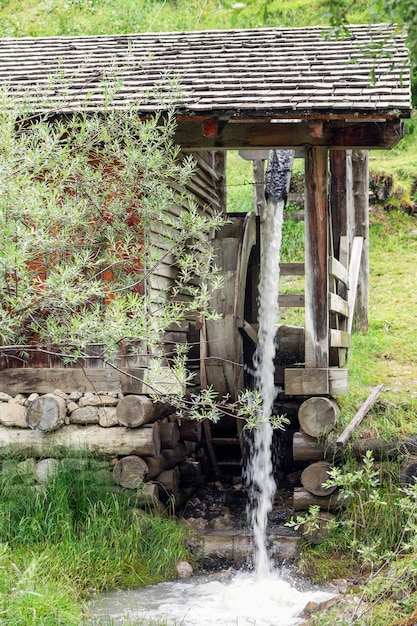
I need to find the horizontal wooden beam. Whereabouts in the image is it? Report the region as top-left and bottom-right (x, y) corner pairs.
(329, 292), (349, 317)
(177, 119), (404, 151)
(329, 256), (349, 286)
(279, 294), (305, 307)
(0, 367), (183, 396)
(284, 367), (348, 396)
(280, 262), (304, 276)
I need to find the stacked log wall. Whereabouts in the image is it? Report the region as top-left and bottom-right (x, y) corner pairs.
(272, 393), (346, 516)
(0, 388), (205, 510)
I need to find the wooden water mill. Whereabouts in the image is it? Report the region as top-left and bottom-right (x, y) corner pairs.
(0, 25), (410, 503)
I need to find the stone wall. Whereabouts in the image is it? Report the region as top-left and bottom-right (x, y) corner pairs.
(0, 388), (204, 508)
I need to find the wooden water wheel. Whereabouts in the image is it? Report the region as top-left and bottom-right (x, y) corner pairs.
(201, 212), (260, 477)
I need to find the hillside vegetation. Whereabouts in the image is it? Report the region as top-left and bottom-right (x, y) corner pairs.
(0, 0), (379, 37)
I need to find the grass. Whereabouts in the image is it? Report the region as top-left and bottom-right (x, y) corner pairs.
(293, 200), (417, 624)
(0, 459), (192, 625)
(0, 0), (381, 38)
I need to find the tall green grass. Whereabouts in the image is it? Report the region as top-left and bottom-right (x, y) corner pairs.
(0, 459), (191, 624)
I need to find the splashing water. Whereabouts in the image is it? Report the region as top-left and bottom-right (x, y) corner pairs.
(245, 197), (285, 577)
(89, 569), (334, 626)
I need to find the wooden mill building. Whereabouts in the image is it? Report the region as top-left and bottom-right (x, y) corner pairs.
(0, 25), (411, 479)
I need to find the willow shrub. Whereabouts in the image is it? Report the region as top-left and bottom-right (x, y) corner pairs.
(0, 81), (223, 371)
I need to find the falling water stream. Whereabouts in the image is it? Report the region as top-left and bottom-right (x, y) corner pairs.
(89, 198), (334, 625)
(245, 197), (285, 578)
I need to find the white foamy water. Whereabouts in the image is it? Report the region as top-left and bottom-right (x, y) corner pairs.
(245, 198), (285, 577)
(89, 570), (334, 626)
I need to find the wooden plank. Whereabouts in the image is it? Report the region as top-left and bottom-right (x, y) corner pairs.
(328, 368), (349, 395)
(285, 367), (348, 396)
(280, 262), (304, 276)
(192, 151), (220, 182)
(330, 329), (351, 348)
(330, 150), (348, 261)
(236, 318), (258, 344)
(352, 149), (370, 332)
(304, 146), (329, 368)
(337, 236), (349, 305)
(335, 383), (384, 447)
(278, 294), (305, 307)
(0, 367), (145, 394)
(284, 368), (329, 396)
(205, 314), (242, 400)
(329, 292), (349, 318)
(234, 212), (257, 320)
(185, 177), (222, 209)
(347, 236), (364, 334)
(329, 256), (349, 286)
(0, 365), (184, 396)
(253, 159), (266, 218)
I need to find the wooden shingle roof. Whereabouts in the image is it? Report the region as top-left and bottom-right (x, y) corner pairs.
(0, 24), (411, 120)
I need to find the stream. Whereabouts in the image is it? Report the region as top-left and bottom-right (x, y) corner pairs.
(89, 568), (334, 625)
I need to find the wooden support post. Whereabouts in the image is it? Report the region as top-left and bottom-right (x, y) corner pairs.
(253, 159), (266, 219)
(352, 149), (369, 332)
(304, 146), (329, 368)
(212, 150), (227, 213)
(330, 150), (348, 260)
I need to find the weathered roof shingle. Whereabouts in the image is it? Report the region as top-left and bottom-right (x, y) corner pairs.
(0, 24), (411, 118)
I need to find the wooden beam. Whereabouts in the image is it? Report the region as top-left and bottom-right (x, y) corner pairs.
(253, 159), (266, 218)
(280, 262), (304, 276)
(329, 256), (349, 286)
(278, 294), (305, 307)
(330, 150), (348, 260)
(329, 292), (349, 318)
(176, 119), (404, 151)
(335, 383), (384, 448)
(0, 366), (185, 396)
(304, 146), (329, 368)
(284, 367), (348, 395)
(236, 318), (258, 344)
(330, 329), (351, 348)
(285, 368), (329, 395)
(347, 237), (364, 335)
(0, 367), (148, 395)
(352, 149), (370, 332)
